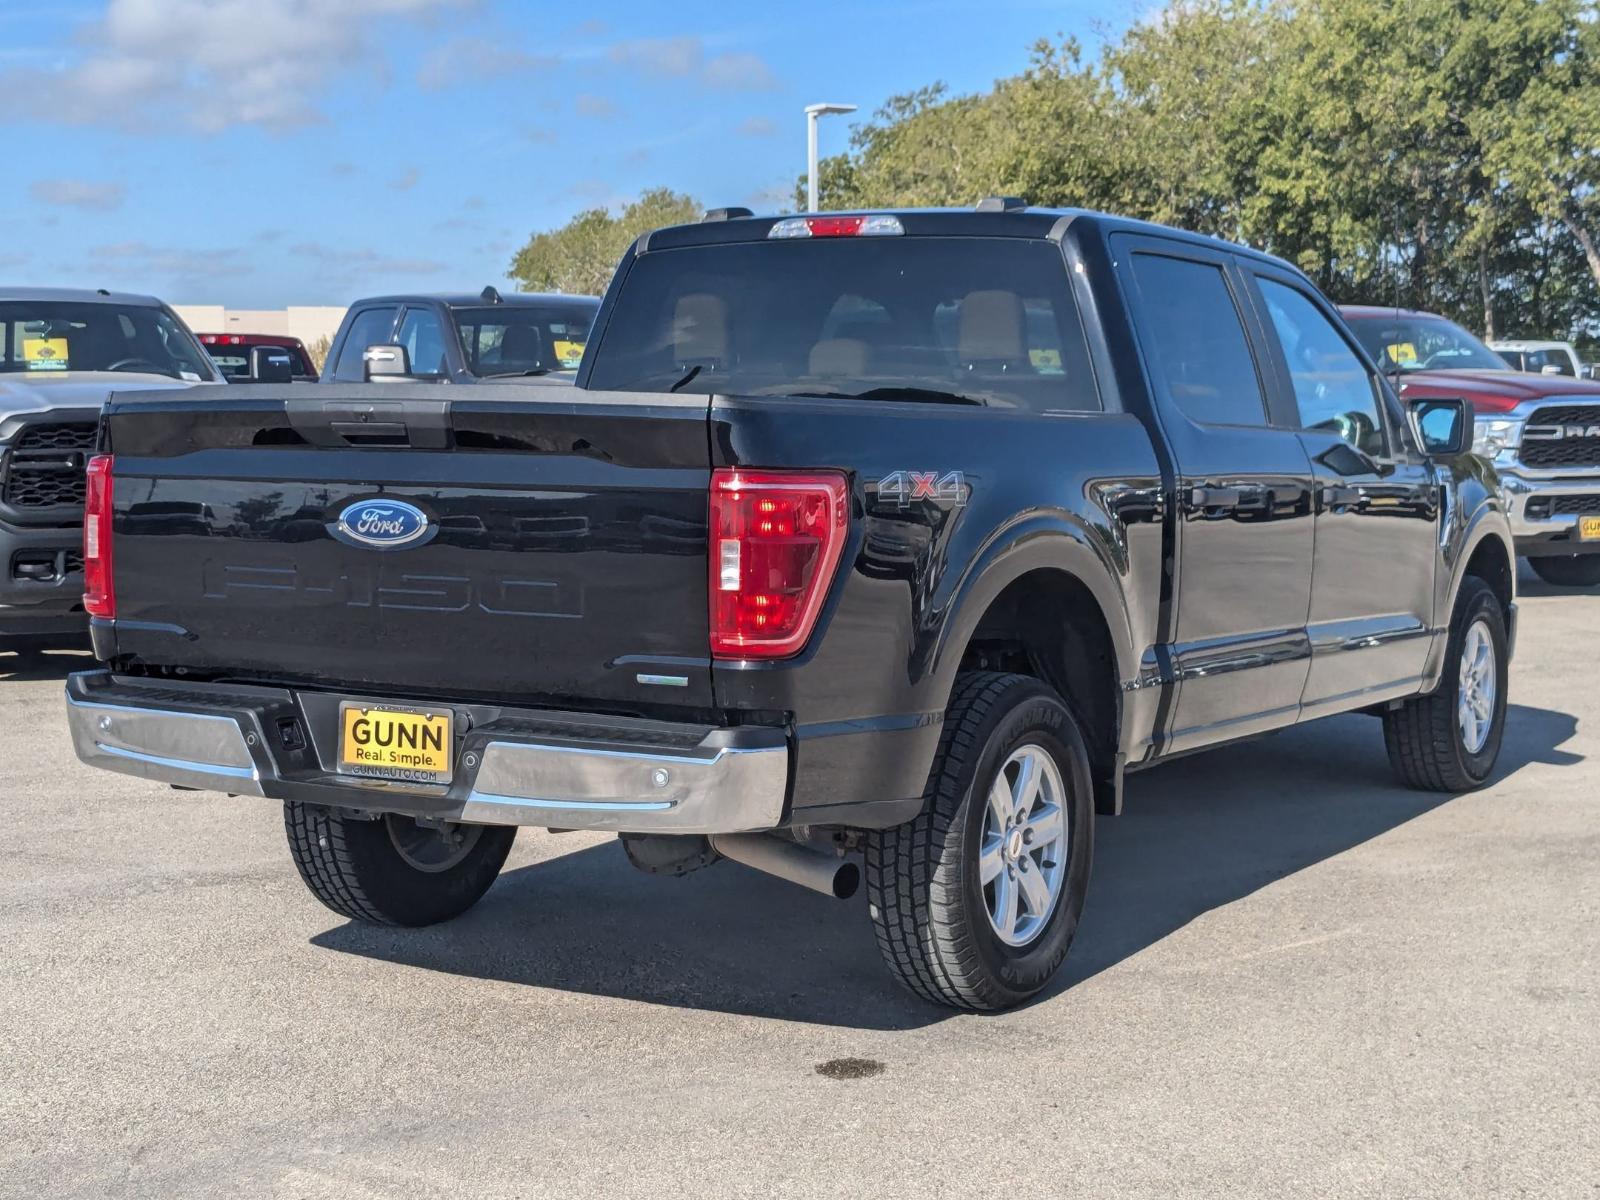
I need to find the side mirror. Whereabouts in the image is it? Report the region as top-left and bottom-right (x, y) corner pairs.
(363, 343), (412, 381)
(248, 345), (294, 384)
(1410, 397), (1472, 457)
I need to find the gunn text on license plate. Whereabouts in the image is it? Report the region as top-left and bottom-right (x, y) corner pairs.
(1581, 516), (1600, 541)
(338, 703), (453, 783)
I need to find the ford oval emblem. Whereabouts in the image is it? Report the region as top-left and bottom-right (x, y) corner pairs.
(333, 499), (436, 550)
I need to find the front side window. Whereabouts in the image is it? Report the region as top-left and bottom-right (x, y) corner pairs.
(1258, 279), (1385, 456)
(1128, 253), (1268, 427)
(398, 308), (448, 376)
(0, 302), (213, 380)
(585, 237), (1097, 411)
(333, 308), (398, 380)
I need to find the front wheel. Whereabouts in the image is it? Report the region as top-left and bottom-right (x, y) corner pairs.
(284, 803), (516, 926)
(865, 672), (1094, 1011)
(1528, 554), (1600, 587)
(1383, 577), (1508, 791)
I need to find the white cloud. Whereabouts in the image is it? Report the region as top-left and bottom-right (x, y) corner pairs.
(416, 36), (554, 92)
(574, 93), (618, 120)
(29, 178), (126, 210)
(0, 0), (472, 133)
(286, 241), (449, 286)
(608, 36), (777, 92)
(738, 117), (777, 138)
(390, 167), (422, 192)
(703, 52), (776, 91)
(88, 241), (252, 281)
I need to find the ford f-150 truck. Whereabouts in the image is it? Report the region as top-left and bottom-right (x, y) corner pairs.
(1342, 306), (1600, 587)
(65, 205), (1514, 1010)
(1, 288), (220, 650)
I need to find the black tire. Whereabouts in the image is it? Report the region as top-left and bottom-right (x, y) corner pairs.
(284, 802), (516, 927)
(1528, 554), (1600, 587)
(865, 672), (1095, 1011)
(1383, 577), (1508, 791)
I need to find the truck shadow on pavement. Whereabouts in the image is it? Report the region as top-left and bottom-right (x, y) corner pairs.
(312, 703), (1578, 1031)
(0, 649), (92, 682)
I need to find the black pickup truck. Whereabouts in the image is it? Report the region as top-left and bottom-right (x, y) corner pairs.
(65, 204), (1515, 1010)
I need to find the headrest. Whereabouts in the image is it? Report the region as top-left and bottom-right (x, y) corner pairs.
(808, 338), (869, 377)
(499, 323), (544, 363)
(673, 292), (728, 362)
(958, 290), (1025, 363)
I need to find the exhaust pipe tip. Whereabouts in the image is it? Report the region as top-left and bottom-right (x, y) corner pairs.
(830, 860), (861, 900)
(710, 833), (859, 900)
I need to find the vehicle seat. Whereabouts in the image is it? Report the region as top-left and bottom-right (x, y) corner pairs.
(808, 337), (870, 379)
(957, 290), (1032, 375)
(498, 323), (546, 367)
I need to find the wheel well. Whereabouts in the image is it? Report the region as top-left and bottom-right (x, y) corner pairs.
(1463, 536), (1513, 621)
(957, 569), (1119, 781)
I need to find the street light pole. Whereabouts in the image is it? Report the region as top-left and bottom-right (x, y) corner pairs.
(805, 102), (857, 212)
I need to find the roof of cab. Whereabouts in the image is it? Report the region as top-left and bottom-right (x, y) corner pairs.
(638, 205), (1308, 276)
(350, 291), (601, 308)
(0, 286), (168, 306)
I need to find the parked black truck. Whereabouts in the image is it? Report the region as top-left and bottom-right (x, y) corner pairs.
(66, 205), (1515, 1010)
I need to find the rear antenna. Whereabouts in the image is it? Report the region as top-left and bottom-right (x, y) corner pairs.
(481, 285), (502, 304)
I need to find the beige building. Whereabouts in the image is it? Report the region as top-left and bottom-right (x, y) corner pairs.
(172, 305), (347, 351)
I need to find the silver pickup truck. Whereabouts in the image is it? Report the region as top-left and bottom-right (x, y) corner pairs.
(0, 288), (219, 650)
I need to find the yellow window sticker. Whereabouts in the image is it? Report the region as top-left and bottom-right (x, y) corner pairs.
(553, 339), (586, 368)
(23, 337), (69, 371)
(1384, 342), (1417, 365)
(1029, 347), (1063, 373)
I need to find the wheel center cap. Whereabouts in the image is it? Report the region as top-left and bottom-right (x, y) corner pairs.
(1005, 828), (1025, 860)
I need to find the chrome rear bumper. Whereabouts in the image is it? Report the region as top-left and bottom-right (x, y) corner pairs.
(65, 671), (789, 834)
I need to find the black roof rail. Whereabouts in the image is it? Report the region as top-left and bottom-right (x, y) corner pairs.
(702, 206), (754, 222)
(975, 196), (1028, 213)
(481, 285), (502, 304)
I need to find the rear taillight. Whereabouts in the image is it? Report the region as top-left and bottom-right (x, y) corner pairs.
(709, 469), (849, 659)
(84, 454), (114, 619)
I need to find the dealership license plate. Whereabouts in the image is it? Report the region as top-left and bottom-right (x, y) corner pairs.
(1582, 517), (1600, 541)
(338, 703), (453, 784)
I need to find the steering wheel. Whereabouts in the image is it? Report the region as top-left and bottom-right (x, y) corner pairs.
(106, 357), (165, 373)
(1415, 351), (1454, 370)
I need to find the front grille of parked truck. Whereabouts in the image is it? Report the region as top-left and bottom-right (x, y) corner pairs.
(1, 421), (99, 511)
(1518, 403), (1600, 469)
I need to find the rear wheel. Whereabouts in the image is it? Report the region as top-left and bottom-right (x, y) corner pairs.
(284, 802), (516, 926)
(865, 672), (1094, 1011)
(1383, 577), (1508, 791)
(1528, 554), (1600, 587)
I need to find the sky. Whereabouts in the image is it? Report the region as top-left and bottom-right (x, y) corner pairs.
(0, 0), (1140, 309)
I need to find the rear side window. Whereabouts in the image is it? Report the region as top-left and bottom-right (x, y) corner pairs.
(586, 237), (1098, 411)
(333, 307), (397, 380)
(1129, 254), (1268, 427)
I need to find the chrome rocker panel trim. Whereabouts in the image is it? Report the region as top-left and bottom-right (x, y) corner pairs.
(65, 672), (788, 835)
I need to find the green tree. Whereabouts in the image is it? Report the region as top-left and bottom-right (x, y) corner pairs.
(508, 188), (702, 295)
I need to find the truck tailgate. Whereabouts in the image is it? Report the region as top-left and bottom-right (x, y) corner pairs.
(102, 388), (715, 710)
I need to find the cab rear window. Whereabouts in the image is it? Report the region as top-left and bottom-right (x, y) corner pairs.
(586, 237), (1098, 411)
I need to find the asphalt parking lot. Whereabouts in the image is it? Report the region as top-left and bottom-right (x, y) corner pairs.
(2, 567), (1596, 1199)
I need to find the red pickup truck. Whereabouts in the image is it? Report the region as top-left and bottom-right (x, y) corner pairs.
(1342, 306), (1600, 587)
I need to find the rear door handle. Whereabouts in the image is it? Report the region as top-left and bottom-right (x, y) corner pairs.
(1323, 484), (1366, 510)
(1188, 485), (1269, 514)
